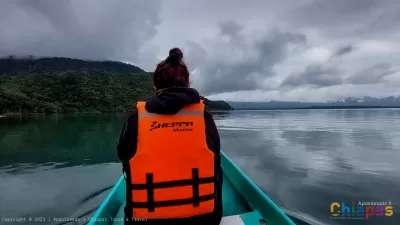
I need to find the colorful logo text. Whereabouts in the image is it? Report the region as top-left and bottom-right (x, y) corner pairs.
(330, 201), (393, 220)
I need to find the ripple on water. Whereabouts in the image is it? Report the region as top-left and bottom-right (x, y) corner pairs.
(0, 163), (121, 223)
(219, 109), (400, 225)
(1, 110), (400, 225)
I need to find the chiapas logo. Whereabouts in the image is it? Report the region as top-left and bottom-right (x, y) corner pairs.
(330, 201), (394, 220)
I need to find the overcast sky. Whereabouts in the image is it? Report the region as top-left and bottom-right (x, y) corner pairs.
(1, 0), (400, 102)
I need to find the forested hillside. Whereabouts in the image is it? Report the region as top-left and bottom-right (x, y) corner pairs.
(0, 57), (233, 113)
(0, 56), (144, 75)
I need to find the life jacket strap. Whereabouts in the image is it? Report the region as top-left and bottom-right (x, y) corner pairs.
(131, 194), (215, 209)
(130, 176), (216, 189)
(130, 168), (216, 212)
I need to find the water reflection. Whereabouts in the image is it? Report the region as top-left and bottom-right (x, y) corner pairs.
(281, 130), (343, 152)
(0, 163), (121, 225)
(1, 110), (400, 225)
(217, 109), (400, 225)
(349, 129), (392, 150)
(209, 110), (232, 120)
(332, 153), (354, 171)
(289, 170), (400, 225)
(221, 129), (310, 216)
(0, 114), (128, 166)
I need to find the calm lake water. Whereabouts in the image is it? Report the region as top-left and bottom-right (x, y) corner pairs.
(1, 109), (399, 225)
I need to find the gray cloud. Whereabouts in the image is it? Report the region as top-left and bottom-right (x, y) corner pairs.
(281, 65), (342, 88)
(219, 20), (243, 36)
(294, 0), (379, 24)
(334, 45), (354, 57)
(193, 24), (307, 95)
(291, 0), (400, 38)
(0, 0), (161, 70)
(347, 63), (397, 85)
(1, 0), (400, 101)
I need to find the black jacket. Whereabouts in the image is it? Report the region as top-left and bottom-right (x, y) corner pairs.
(117, 87), (220, 161)
(117, 87), (223, 225)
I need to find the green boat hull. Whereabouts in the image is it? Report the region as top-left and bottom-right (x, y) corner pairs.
(88, 152), (295, 225)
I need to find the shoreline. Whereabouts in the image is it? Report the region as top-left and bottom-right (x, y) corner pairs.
(0, 109), (234, 116)
(2, 106), (400, 116)
(231, 106), (400, 110)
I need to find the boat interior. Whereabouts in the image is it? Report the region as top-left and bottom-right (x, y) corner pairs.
(100, 174), (264, 225)
(89, 153), (296, 225)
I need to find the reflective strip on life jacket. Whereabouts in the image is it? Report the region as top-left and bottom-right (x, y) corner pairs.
(128, 100), (216, 219)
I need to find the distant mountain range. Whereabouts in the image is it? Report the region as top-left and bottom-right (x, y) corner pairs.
(228, 96), (400, 110)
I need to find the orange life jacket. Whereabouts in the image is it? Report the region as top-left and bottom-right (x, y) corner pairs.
(127, 100), (217, 220)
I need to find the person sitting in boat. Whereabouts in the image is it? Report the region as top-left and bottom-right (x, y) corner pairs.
(117, 48), (223, 225)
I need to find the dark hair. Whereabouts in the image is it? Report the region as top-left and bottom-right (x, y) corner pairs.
(153, 48), (190, 90)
